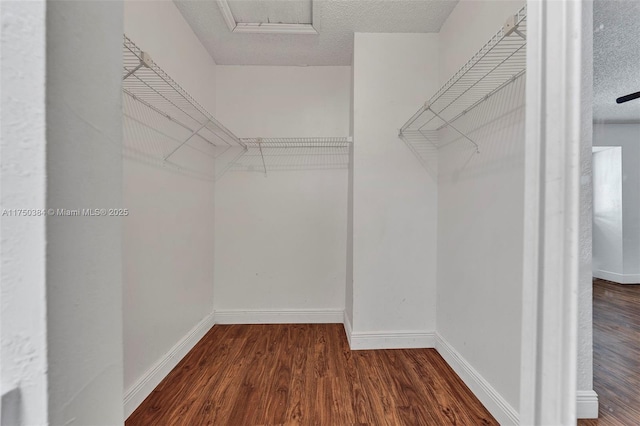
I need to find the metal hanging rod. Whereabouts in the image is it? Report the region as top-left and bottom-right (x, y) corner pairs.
(399, 5), (527, 157)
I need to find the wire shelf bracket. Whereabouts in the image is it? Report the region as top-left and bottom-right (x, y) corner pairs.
(398, 5), (527, 156)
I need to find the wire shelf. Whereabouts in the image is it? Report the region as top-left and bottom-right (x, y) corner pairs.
(122, 35), (244, 165)
(240, 137), (352, 148)
(222, 137), (352, 177)
(122, 35), (351, 180)
(399, 5), (527, 159)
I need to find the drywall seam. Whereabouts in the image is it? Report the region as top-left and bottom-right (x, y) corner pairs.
(593, 269), (640, 284)
(123, 312), (215, 418)
(435, 333), (519, 426)
(348, 331), (435, 350)
(576, 390), (599, 419)
(214, 309), (344, 324)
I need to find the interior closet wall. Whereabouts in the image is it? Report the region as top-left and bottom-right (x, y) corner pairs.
(45, 1), (124, 424)
(346, 64), (355, 329)
(350, 33), (439, 344)
(122, 0), (218, 406)
(214, 66), (351, 321)
(435, 0), (526, 416)
(592, 123), (640, 283)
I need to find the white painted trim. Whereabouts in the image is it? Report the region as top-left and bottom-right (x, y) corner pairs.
(348, 330), (434, 350)
(123, 312), (216, 418)
(213, 309), (343, 324)
(520, 1), (584, 424)
(593, 269), (640, 284)
(435, 333), (519, 426)
(216, 0), (237, 32)
(216, 0), (318, 35)
(343, 311), (353, 348)
(234, 22), (317, 35)
(576, 390), (599, 419)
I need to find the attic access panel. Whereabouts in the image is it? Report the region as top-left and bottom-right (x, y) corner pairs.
(217, 0), (317, 34)
(228, 0), (312, 25)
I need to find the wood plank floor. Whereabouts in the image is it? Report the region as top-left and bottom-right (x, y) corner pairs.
(127, 324), (497, 425)
(578, 279), (640, 426)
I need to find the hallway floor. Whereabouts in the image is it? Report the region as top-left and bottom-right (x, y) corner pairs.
(578, 279), (640, 425)
(126, 323), (496, 425)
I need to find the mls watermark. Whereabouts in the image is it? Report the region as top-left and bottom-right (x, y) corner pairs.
(2, 208), (129, 217)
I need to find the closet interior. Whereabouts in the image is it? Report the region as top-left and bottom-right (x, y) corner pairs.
(118, 0), (592, 423)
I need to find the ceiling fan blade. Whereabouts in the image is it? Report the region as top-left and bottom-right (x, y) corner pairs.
(616, 91), (640, 104)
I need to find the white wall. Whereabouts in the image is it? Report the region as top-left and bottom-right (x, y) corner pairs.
(214, 66), (350, 321)
(593, 123), (640, 283)
(124, 1), (217, 114)
(45, 1), (124, 424)
(592, 147), (623, 276)
(123, 0), (218, 413)
(351, 33), (439, 345)
(1, 1), (49, 424)
(578, 0), (596, 411)
(435, 0), (525, 418)
(216, 66), (350, 138)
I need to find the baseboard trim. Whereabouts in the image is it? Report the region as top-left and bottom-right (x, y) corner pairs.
(348, 329), (435, 350)
(593, 269), (640, 284)
(577, 390), (599, 419)
(434, 333), (519, 425)
(343, 311), (353, 348)
(123, 311), (216, 418)
(213, 308), (344, 324)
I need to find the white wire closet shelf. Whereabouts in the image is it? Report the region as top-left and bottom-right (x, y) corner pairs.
(123, 36), (352, 180)
(229, 137), (353, 175)
(122, 35), (244, 167)
(399, 5), (527, 156)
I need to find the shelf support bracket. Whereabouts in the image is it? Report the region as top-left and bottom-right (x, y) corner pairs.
(123, 51), (153, 80)
(429, 108), (480, 153)
(257, 138), (267, 176)
(164, 120), (210, 161)
(503, 13), (526, 40)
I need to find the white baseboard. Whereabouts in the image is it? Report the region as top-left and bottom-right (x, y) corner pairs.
(123, 311), (216, 419)
(213, 308), (343, 324)
(435, 333), (519, 425)
(348, 329), (435, 350)
(593, 269), (640, 284)
(577, 390), (599, 419)
(342, 311), (353, 347)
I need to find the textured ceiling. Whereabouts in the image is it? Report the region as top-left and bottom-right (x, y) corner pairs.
(174, 0), (458, 66)
(594, 0), (640, 122)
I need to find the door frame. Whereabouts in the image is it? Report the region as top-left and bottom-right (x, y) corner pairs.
(520, 0), (587, 424)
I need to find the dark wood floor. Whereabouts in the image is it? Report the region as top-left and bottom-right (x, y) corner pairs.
(578, 279), (640, 426)
(127, 323), (497, 425)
